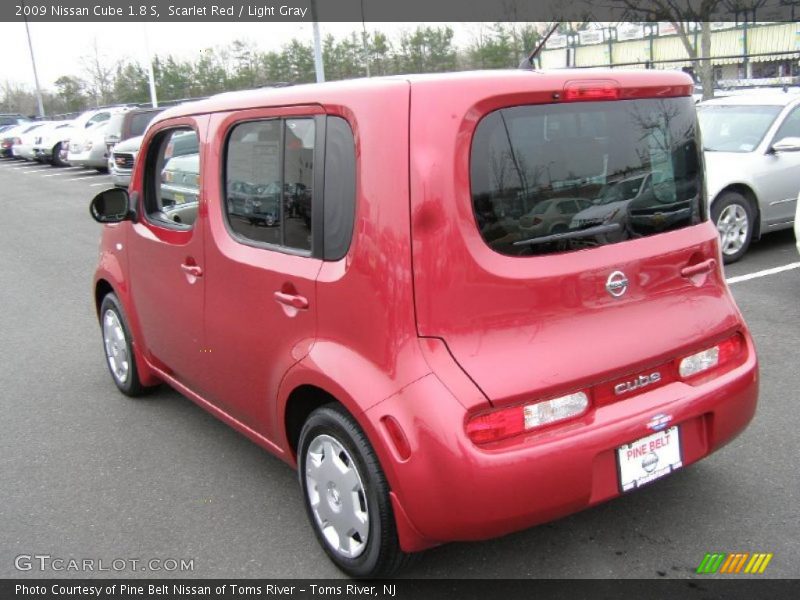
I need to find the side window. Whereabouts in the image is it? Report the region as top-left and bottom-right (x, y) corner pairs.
(86, 112), (110, 128)
(144, 128), (200, 229)
(774, 106), (800, 143)
(224, 118), (315, 252)
(323, 117), (356, 261)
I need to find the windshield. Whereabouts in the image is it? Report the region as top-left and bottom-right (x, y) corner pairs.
(697, 104), (781, 152)
(471, 97), (704, 256)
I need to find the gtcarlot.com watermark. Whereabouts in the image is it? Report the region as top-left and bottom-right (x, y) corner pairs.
(15, 554), (194, 573)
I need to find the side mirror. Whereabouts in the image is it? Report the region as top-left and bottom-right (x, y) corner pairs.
(770, 137), (800, 153)
(89, 188), (134, 223)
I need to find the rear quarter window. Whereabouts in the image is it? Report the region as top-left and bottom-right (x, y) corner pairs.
(470, 97), (704, 256)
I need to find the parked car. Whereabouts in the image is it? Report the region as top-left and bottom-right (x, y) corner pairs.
(67, 121), (111, 170)
(698, 92), (800, 262)
(795, 190), (800, 256)
(109, 135), (142, 188)
(32, 120), (75, 165)
(104, 107), (162, 150)
(1, 122), (44, 158)
(57, 107), (126, 166)
(227, 180), (281, 227)
(518, 197), (593, 236)
(89, 70), (757, 578)
(160, 151), (200, 209)
(0, 113), (29, 129)
(12, 121), (53, 160)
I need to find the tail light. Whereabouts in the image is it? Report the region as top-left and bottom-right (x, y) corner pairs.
(563, 80), (620, 101)
(678, 334), (745, 381)
(466, 391), (589, 445)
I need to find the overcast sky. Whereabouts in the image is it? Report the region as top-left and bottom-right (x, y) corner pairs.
(0, 21), (487, 90)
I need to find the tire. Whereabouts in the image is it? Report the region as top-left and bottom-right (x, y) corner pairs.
(51, 143), (66, 167)
(298, 404), (414, 578)
(99, 293), (148, 397)
(712, 191), (755, 264)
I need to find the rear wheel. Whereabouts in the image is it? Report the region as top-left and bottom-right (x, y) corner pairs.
(99, 293), (148, 397)
(298, 404), (413, 578)
(712, 192), (754, 264)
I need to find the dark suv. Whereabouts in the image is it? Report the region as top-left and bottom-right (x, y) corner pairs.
(104, 107), (162, 150)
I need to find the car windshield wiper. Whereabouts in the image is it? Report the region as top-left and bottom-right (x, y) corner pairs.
(513, 223), (622, 247)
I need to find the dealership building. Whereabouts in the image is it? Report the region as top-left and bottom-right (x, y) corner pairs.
(538, 22), (800, 88)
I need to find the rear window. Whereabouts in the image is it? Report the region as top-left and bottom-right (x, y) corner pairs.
(470, 97), (704, 256)
(129, 111), (159, 137)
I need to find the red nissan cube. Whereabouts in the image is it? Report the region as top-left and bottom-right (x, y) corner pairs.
(90, 69), (758, 577)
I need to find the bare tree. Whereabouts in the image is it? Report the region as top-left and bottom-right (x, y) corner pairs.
(603, 0), (774, 100)
(81, 38), (114, 106)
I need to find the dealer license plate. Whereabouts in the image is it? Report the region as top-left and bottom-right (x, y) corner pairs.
(617, 426), (682, 492)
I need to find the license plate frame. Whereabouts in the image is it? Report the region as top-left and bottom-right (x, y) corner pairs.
(617, 426), (682, 492)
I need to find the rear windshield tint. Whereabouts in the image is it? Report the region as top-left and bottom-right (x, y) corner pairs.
(470, 97), (704, 256)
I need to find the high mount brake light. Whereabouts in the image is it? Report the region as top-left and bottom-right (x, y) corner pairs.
(563, 80), (620, 101)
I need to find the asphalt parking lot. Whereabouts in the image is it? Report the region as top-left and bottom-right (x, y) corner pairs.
(0, 156), (798, 580)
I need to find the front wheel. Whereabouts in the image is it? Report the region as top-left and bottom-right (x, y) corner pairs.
(99, 293), (149, 396)
(712, 192), (754, 264)
(298, 404), (413, 578)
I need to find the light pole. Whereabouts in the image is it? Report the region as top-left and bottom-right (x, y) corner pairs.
(360, 0), (370, 77)
(142, 23), (158, 107)
(21, 1), (45, 117)
(310, 0), (325, 83)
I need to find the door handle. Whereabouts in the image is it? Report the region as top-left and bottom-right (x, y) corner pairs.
(180, 263), (203, 277)
(680, 258), (716, 278)
(274, 291), (309, 310)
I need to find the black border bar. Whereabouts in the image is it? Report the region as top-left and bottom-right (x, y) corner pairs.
(3, 579), (800, 600)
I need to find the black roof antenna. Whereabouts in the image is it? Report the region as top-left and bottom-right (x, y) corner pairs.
(519, 22), (561, 70)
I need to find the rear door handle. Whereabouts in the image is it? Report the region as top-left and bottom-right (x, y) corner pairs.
(180, 263), (203, 277)
(274, 291), (309, 310)
(680, 258), (716, 278)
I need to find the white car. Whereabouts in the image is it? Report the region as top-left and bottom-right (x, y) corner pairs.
(698, 93), (800, 262)
(57, 107), (128, 166)
(795, 190), (800, 256)
(1, 122), (44, 158)
(32, 120), (76, 165)
(67, 121), (110, 170)
(570, 173), (655, 235)
(12, 121), (53, 160)
(518, 198), (593, 237)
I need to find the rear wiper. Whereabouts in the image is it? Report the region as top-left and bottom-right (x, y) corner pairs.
(513, 223), (621, 247)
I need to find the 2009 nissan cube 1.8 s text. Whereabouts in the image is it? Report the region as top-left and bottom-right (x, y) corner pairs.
(90, 69), (759, 578)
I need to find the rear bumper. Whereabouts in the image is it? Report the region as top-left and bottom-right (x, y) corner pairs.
(366, 337), (758, 549)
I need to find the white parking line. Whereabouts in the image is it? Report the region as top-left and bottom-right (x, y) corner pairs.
(89, 182), (111, 187)
(726, 262), (800, 284)
(66, 174), (105, 181)
(22, 168), (57, 174)
(42, 171), (85, 177)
